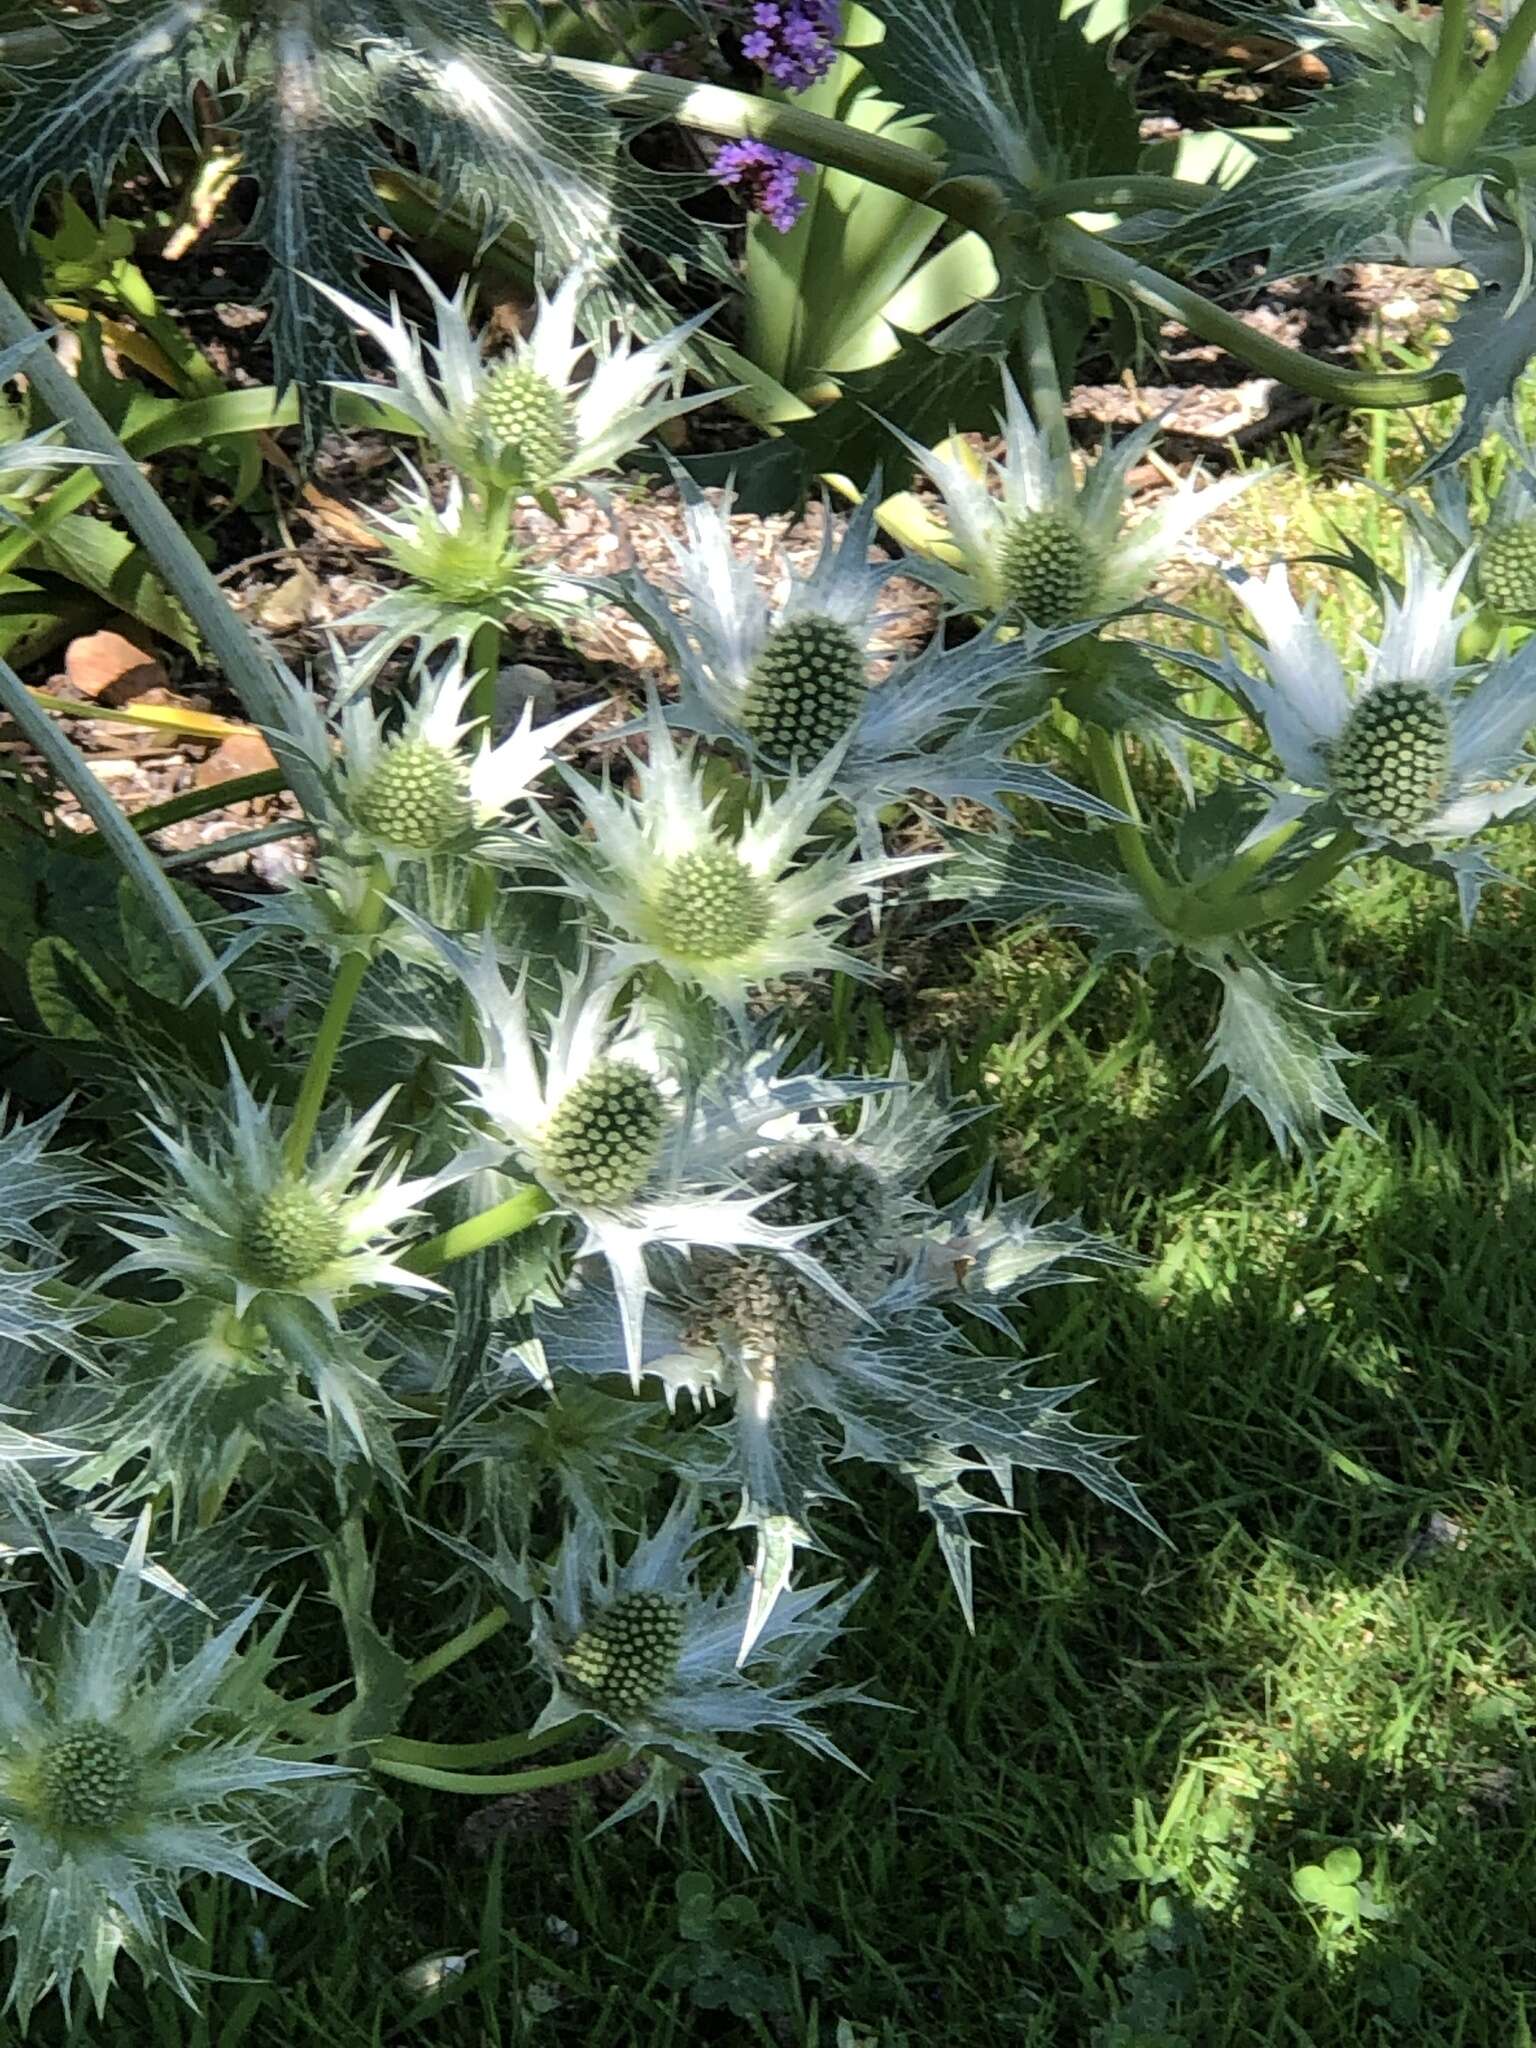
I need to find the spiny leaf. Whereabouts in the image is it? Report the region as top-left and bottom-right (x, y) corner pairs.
(1192, 939), (1371, 1156)
(930, 828), (1175, 966)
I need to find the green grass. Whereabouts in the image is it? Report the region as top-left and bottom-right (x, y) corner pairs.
(19, 345), (1536, 2048)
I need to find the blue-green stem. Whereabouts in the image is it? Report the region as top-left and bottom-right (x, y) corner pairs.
(410, 1605), (512, 1687)
(1179, 828), (1365, 940)
(1019, 289), (1070, 470)
(400, 1184), (554, 1276)
(467, 612), (504, 931)
(283, 866), (387, 1171)
(1083, 725), (1182, 928)
(1034, 175), (1215, 218)
(1421, 0), (1472, 163)
(1438, 0), (1536, 163)
(378, 1721), (583, 1769)
(372, 1743), (629, 1797)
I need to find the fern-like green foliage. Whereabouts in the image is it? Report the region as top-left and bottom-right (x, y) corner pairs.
(0, 0), (716, 402)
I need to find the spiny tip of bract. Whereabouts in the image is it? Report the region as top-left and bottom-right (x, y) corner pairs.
(39, 1725), (141, 1833)
(996, 510), (1099, 626)
(564, 1591), (684, 1711)
(348, 737), (472, 853)
(1327, 678), (1452, 838)
(740, 613), (868, 764)
(653, 846), (772, 962)
(540, 1060), (667, 1205)
(238, 1179), (345, 1290)
(1479, 518), (1536, 614)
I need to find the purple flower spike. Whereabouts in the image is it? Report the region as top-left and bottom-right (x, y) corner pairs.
(741, 0), (841, 91)
(712, 139), (815, 233)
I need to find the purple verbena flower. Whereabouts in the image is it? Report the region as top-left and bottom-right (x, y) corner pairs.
(712, 140), (815, 233)
(740, 0), (841, 91)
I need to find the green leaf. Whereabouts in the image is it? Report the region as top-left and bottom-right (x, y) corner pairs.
(1192, 940), (1371, 1155)
(860, 0), (1140, 191)
(25, 935), (120, 1041)
(1422, 213), (1536, 471)
(931, 828), (1175, 966)
(36, 512), (197, 651)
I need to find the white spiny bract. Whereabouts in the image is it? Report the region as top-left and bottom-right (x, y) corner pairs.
(1231, 546), (1536, 847)
(537, 1069), (1152, 1649)
(278, 648), (596, 868)
(114, 1069), (471, 1324)
(529, 1493), (872, 1852)
(535, 701), (933, 1013)
(887, 369), (1264, 625)
(0, 1523), (339, 2024)
(314, 259), (713, 495)
(610, 480), (1110, 857)
(437, 939), (868, 1374)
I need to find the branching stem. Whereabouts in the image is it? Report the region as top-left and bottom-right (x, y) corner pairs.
(410, 1606), (513, 1687)
(284, 868), (387, 1170)
(371, 1744), (629, 1796)
(400, 1185), (554, 1275)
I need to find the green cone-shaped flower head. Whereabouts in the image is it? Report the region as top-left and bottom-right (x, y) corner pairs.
(1327, 679), (1453, 837)
(38, 1726), (141, 1833)
(996, 510), (1100, 626)
(565, 1591), (684, 1711)
(1479, 518), (1536, 614)
(472, 359), (574, 483)
(740, 613), (868, 764)
(349, 736), (471, 852)
(238, 1179), (344, 1290)
(540, 1060), (667, 1206)
(654, 846), (773, 961)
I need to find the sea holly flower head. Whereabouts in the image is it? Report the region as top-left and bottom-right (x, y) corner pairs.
(529, 1492), (870, 1852)
(0, 1523), (340, 2022)
(273, 647), (595, 871)
(1231, 546), (1536, 848)
(612, 479), (1114, 858)
(315, 258), (714, 494)
(113, 1065), (472, 1324)
(890, 368), (1264, 626)
(436, 938), (871, 1373)
(537, 701), (933, 1013)
(711, 141), (815, 233)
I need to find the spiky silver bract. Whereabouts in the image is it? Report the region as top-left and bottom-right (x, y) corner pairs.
(529, 1493), (872, 1853)
(1231, 545), (1536, 854)
(0, 1521), (340, 2024)
(886, 368), (1265, 624)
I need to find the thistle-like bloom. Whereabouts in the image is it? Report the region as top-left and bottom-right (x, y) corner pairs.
(538, 1069), (1152, 1647)
(529, 1492), (870, 1852)
(275, 646), (595, 870)
(439, 940), (868, 1371)
(1231, 546), (1536, 846)
(613, 481), (1114, 859)
(339, 465), (586, 696)
(890, 368), (1263, 625)
(0, 1526), (340, 2022)
(537, 702), (932, 1012)
(114, 1067), (474, 1324)
(315, 258), (714, 494)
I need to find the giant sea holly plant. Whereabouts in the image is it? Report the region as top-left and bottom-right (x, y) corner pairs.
(5, 0), (1536, 2020)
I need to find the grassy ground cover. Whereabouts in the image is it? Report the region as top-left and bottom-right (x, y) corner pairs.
(21, 371), (1536, 2048)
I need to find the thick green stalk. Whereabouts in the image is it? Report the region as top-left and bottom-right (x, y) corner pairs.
(0, 289), (326, 819)
(1420, 0), (1472, 163)
(1179, 828), (1365, 939)
(0, 652), (232, 1006)
(1083, 725), (1181, 929)
(1051, 224), (1462, 408)
(466, 614), (503, 931)
(378, 1722), (581, 1769)
(1034, 175), (1215, 218)
(1019, 290), (1070, 470)
(1438, 0), (1536, 162)
(1194, 815), (1311, 910)
(410, 1606), (512, 1687)
(401, 1185), (554, 1276)
(372, 1744), (629, 1797)
(283, 869), (387, 1169)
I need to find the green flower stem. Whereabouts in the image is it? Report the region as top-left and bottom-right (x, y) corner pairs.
(1194, 814), (1311, 909)
(1180, 827), (1365, 939)
(283, 868), (387, 1171)
(0, 285), (327, 820)
(467, 613), (504, 931)
(378, 1721), (583, 1769)
(1083, 724), (1181, 928)
(1020, 290), (1070, 470)
(1438, 0), (1536, 163)
(1033, 175), (1215, 217)
(0, 652), (233, 1008)
(1420, 0), (1472, 163)
(371, 1744), (630, 1797)
(34, 1275), (161, 1339)
(410, 1606), (513, 1687)
(400, 1185), (554, 1277)
(1050, 224), (1462, 408)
